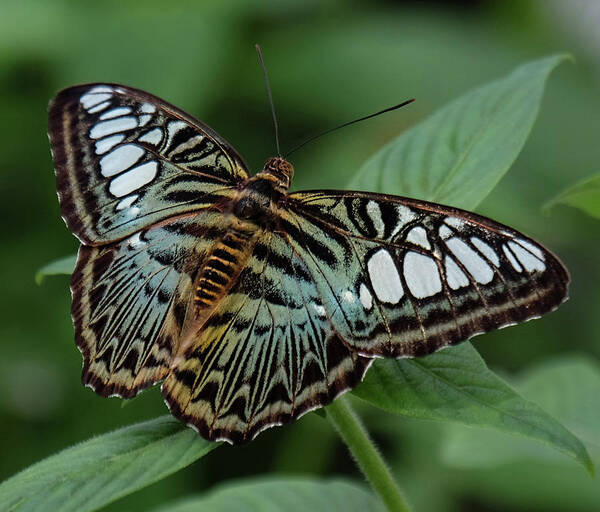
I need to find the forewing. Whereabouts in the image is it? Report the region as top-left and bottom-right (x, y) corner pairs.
(73, 210), (224, 398)
(162, 230), (372, 443)
(283, 191), (569, 357)
(49, 83), (248, 244)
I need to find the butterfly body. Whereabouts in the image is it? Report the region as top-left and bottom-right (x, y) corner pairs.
(190, 158), (293, 321)
(48, 83), (569, 443)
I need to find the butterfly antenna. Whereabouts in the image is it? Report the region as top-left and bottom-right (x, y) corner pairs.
(284, 98), (415, 158)
(255, 44), (281, 156)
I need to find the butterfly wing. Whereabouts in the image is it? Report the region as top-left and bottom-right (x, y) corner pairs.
(49, 83), (248, 397)
(162, 189), (568, 443)
(72, 211), (226, 398)
(49, 83), (248, 244)
(162, 229), (372, 443)
(282, 190), (569, 358)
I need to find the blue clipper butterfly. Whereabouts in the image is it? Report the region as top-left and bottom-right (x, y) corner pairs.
(48, 83), (568, 444)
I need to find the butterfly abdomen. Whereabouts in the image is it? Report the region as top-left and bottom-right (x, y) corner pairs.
(194, 229), (255, 311)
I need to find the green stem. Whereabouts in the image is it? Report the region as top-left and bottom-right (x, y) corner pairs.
(326, 396), (411, 512)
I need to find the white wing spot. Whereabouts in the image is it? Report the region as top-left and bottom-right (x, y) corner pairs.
(446, 237), (494, 284)
(99, 106), (133, 120)
(508, 241), (546, 272)
(343, 290), (355, 303)
(81, 93), (112, 109)
(94, 134), (124, 155)
(312, 304), (326, 317)
(138, 128), (163, 146)
(116, 194), (138, 210)
(470, 237), (500, 266)
(100, 144), (145, 177)
(406, 226), (431, 250)
(445, 255), (469, 290)
(404, 251), (442, 298)
(80, 87), (113, 109)
(391, 205), (417, 238)
(359, 283), (373, 310)
(367, 249), (404, 303)
(90, 117), (137, 139)
(140, 102), (156, 113)
(503, 244), (522, 272)
(87, 100), (111, 114)
(127, 232), (146, 248)
(167, 120), (188, 142)
(514, 238), (545, 260)
(87, 86), (114, 94)
(109, 161), (158, 197)
(445, 217), (466, 230)
(138, 114), (152, 126)
(366, 201), (385, 238)
(438, 224), (453, 240)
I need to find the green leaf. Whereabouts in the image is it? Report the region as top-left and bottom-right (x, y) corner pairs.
(349, 54), (568, 211)
(352, 343), (593, 474)
(0, 416), (219, 512)
(544, 172), (600, 219)
(519, 356), (600, 447)
(151, 477), (383, 512)
(440, 357), (600, 510)
(452, 451), (600, 512)
(441, 355), (600, 470)
(35, 254), (77, 284)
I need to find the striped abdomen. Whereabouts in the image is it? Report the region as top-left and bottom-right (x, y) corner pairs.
(194, 230), (255, 312)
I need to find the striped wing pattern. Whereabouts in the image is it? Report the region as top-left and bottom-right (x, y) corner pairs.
(49, 83), (569, 444)
(160, 190), (567, 442)
(162, 231), (372, 442)
(49, 83), (247, 244)
(285, 191), (569, 357)
(72, 211), (223, 398)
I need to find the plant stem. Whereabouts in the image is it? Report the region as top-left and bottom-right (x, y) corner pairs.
(326, 396), (412, 512)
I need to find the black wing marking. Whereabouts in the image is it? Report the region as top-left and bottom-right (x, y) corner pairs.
(284, 190), (569, 357)
(49, 83), (248, 245)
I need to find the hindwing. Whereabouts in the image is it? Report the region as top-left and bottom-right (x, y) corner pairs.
(49, 83), (248, 244)
(162, 230), (372, 443)
(72, 210), (225, 398)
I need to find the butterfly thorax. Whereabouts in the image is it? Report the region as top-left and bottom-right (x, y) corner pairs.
(233, 157), (293, 222)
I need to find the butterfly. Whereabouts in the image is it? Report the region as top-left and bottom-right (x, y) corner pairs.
(48, 83), (569, 444)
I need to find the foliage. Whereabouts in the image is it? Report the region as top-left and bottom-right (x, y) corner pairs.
(0, 417), (218, 512)
(35, 254), (76, 285)
(440, 357), (600, 511)
(354, 344), (591, 472)
(350, 55), (568, 211)
(544, 172), (600, 219)
(22, 53), (595, 511)
(150, 477), (383, 512)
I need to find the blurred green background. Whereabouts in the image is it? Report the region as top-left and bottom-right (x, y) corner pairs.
(1, 1), (599, 510)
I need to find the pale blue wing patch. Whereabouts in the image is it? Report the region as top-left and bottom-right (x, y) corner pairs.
(49, 83), (248, 244)
(286, 191), (569, 358)
(72, 211), (224, 398)
(162, 230), (371, 443)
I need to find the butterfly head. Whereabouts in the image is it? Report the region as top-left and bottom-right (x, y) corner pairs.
(259, 156), (294, 193)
